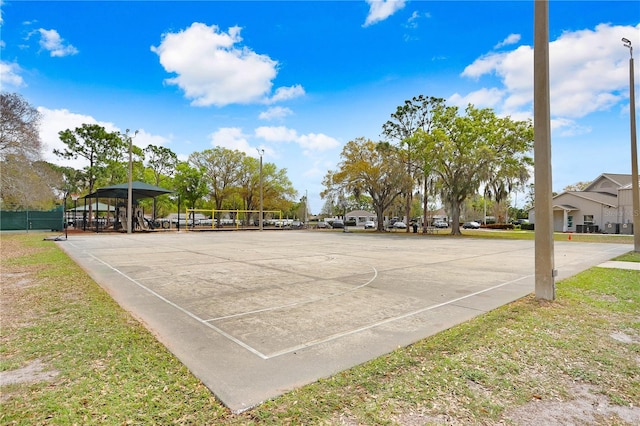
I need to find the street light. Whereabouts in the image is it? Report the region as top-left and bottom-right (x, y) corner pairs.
(257, 148), (264, 231)
(622, 37), (639, 252)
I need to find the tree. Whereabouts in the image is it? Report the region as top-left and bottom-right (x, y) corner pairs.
(483, 115), (533, 223)
(422, 104), (533, 235)
(260, 162), (297, 212)
(320, 198), (335, 216)
(0, 92), (58, 209)
(321, 138), (408, 231)
(296, 194), (308, 221)
(54, 124), (128, 222)
(382, 95), (445, 232)
(54, 124), (127, 196)
(0, 92), (42, 161)
(189, 147), (244, 212)
(1, 159), (61, 209)
(237, 155), (260, 213)
(563, 181), (591, 192)
(145, 145), (178, 186)
(173, 162), (207, 210)
(144, 144), (178, 218)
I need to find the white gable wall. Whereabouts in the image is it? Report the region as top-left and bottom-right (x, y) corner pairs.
(530, 192), (619, 232)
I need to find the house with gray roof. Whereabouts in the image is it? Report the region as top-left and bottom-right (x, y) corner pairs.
(528, 173), (637, 234)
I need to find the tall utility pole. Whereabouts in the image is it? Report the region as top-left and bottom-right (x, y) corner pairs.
(257, 149), (264, 231)
(305, 189), (308, 226)
(622, 37), (639, 252)
(126, 130), (138, 235)
(534, 0), (555, 300)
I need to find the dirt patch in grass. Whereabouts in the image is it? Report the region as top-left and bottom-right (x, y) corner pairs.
(0, 359), (59, 387)
(504, 382), (640, 425)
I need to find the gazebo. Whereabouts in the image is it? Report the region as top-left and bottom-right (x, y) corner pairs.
(83, 181), (173, 232)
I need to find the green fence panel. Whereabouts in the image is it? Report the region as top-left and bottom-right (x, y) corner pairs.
(0, 207), (64, 231)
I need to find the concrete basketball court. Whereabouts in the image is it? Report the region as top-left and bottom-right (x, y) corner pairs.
(58, 231), (630, 412)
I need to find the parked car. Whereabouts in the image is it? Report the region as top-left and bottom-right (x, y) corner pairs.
(331, 219), (344, 229)
(315, 221), (329, 229)
(512, 219), (529, 226)
(462, 221), (481, 229)
(433, 221), (449, 228)
(364, 220), (376, 229)
(393, 221), (407, 229)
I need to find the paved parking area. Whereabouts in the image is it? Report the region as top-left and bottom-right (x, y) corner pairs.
(58, 231), (630, 412)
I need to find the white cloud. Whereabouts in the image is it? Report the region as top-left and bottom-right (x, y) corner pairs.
(267, 84), (305, 103)
(255, 125), (340, 153)
(494, 33), (521, 49)
(303, 159), (331, 178)
(35, 28), (78, 57)
(448, 87), (505, 109)
(363, 0), (406, 27)
(0, 61), (25, 87)
(200, 125), (342, 163)
(37, 108), (173, 171)
(402, 10), (430, 42)
(459, 23), (639, 119)
(551, 118), (592, 137)
(151, 22), (304, 107)
(259, 106), (293, 121)
(37, 107), (119, 169)
(254, 126), (298, 142)
(209, 127), (254, 154)
(297, 133), (341, 152)
(132, 129), (171, 148)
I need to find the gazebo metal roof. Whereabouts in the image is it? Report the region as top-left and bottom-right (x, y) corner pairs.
(84, 181), (173, 201)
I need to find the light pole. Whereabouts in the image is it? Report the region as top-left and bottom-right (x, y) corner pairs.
(71, 193), (79, 228)
(305, 189), (308, 227)
(126, 130), (138, 234)
(622, 37), (639, 252)
(257, 148), (264, 231)
(63, 190), (68, 239)
(338, 192), (347, 233)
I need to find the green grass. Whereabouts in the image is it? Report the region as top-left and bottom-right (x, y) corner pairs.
(455, 229), (634, 243)
(613, 251), (640, 262)
(355, 227), (634, 244)
(2, 233), (638, 425)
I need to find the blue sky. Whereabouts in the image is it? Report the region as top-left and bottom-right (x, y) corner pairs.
(1, 1), (639, 213)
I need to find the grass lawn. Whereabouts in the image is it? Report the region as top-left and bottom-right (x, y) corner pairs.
(355, 226), (634, 244)
(1, 232), (638, 425)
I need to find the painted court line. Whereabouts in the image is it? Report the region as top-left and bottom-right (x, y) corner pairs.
(87, 253), (271, 360)
(87, 250), (533, 360)
(205, 261), (379, 322)
(264, 274), (533, 358)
